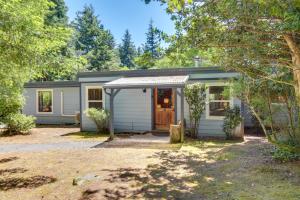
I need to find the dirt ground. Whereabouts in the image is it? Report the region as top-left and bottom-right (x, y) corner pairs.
(0, 128), (299, 200)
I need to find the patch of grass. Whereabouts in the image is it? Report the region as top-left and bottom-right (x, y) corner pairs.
(62, 132), (109, 140)
(183, 138), (241, 149)
(215, 152), (238, 161)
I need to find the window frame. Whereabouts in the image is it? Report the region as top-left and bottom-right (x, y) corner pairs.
(85, 86), (105, 110)
(36, 89), (54, 114)
(205, 83), (233, 120)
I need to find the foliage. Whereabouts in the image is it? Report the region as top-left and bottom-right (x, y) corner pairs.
(223, 106), (243, 140)
(151, 0), (300, 106)
(0, 0), (70, 121)
(232, 76), (299, 144)
(3, 113), (36, 135)
(119, 30), (136, 68)
(73, 5), (115, 71)
(184, 83), (206, 138)
(154, 48), (217, 68)
(33, 0), (86, 81)
(135, 20), (164, 69)
(272, 146), (300, 162)
(102, 49), (124, 71)
(85, 108), (110, 133)
(35, 30), (87, 81)
(144, 19), (161, 59)
(135, 52), (156, 69)
(45, 0), (68, 26)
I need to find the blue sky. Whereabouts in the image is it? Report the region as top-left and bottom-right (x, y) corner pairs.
(65, 0), (175, 47)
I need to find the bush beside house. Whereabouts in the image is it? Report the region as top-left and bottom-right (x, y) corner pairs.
(2, 113), (36, 135)
(85, 108), (110, 133)
(223, 106), (243, 140)
(184, 83), (206, 138)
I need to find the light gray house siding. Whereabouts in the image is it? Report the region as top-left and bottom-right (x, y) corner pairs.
(80, 82), (107, 131)
(23, 67), (245, 137)
(79, 71), (241, 136)
(23, 87), (80, 124)
(176, 80), (242, 137)
(80, 82), (152, 132)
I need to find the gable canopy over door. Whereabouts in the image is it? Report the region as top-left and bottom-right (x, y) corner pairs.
(103, 75), (189, 141)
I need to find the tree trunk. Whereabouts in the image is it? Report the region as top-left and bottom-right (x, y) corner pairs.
(245, 95), (271, 141)
(283, 34), (300, 104)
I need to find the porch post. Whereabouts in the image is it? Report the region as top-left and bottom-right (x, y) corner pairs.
(173, 88), (177, 124)
(109, 88), (114, 139)
(180, 87), (184, 142)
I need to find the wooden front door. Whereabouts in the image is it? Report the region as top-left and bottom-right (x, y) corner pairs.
(154, 88), (175, 130)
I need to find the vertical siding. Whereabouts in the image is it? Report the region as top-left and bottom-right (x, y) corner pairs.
(113, 89), (152, 132)
(23, 87), (79, 124)
(62, 88), (80, 115)
(80, 83), (152, 132)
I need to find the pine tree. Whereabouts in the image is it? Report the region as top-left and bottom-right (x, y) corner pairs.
(35, 0), (86, 81)
(136, 46), (143, 56)
(73, 5), (115, 71)
(144, 19), (160, 59)
(119, 30), (136, 68)
(45, 0), (68, 26)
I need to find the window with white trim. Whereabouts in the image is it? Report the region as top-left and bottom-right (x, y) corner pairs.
(208, 86), (230, 117)
(87, 88), (103, 109)
(37, 90), (53, 113)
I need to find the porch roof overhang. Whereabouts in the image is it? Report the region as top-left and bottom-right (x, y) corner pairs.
(103, 75), (189, 89)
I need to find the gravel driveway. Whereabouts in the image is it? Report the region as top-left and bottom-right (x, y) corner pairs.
(0, 126), (104, 153)
(0, 141), (101, 153)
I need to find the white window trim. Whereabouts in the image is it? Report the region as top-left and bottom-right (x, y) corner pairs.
(36, 89), (54, 114)
(85, 86), (105, 110)
(205, 83), (233, 120)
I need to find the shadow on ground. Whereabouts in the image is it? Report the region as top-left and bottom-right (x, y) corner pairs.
(0, 176), (57, 191)
(0, 157), (18, 164)
(0, 157), (57, 191)
(80, 137), (300, 200)
(0, 168), (28, 176)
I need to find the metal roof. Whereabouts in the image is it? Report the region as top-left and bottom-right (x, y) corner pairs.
(24, 81), (80, 88)
(77, 66), (231, 78)
(104, 76), (189, 89)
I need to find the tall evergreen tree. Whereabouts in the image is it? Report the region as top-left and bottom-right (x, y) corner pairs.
(35, 0), (86, 81)
(135, 20), (162, 69)
(144, 19), (160, 59)
(119, 30), (136, 68)
(136, 46), (143, 56)
(45, 0), (68, 26)
(73, 5), (115, 71)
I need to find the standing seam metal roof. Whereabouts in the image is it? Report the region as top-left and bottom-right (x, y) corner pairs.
(103, 76), (189, 89)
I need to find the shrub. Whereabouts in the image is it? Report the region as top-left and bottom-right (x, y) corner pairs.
(4, 113), (36, 135)
(85, 108), (110, 133)
(272, 147), (300, 162)
(184, 83), (206, 138)
(223, 106), (243, 139)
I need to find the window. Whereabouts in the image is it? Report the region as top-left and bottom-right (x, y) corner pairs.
(157, 88), (173, 109)
(207, 86), (231, 118)
(87, 87), (103, 109)
(37, 90), (53, 113)
(271, 95), (285, 104)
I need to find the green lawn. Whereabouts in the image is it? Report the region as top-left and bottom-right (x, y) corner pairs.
(62, 131), (109, 140)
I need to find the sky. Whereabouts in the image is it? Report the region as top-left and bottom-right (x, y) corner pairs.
(65, 0), (175, 47)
